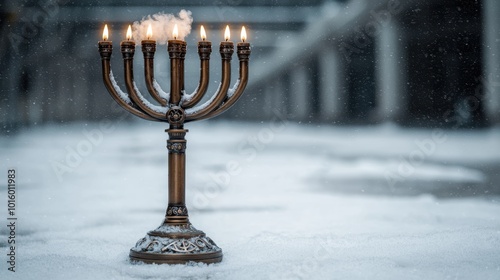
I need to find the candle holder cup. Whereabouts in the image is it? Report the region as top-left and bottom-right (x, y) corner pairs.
(98, 35), (250, 264)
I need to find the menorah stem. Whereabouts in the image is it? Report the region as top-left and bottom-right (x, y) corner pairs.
(170, 61), (181, 105)
(165, 127), (188, 224)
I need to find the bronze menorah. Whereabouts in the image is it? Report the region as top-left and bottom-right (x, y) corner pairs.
(97, 24), (250, 264)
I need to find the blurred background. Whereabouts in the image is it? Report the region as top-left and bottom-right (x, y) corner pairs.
(1, 0), (498, 130)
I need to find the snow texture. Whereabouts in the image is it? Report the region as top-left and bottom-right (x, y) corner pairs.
(227, 79), (240, 98)
(182, 85), (199, 103)
(185, 83), (222, 115)
(1, 121), (499, 280)
(153, 80), (170, 101)
(110, 70), (132, 103)
(133, 82), (168, 114)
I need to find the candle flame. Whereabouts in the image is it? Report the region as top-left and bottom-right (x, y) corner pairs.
(103, 24), (109, 41)
(200, 25), (206, 41)
(147, 23), (153, 40)
(241, 26), (247, 42)
(224, 25), (230, 41)
(126, 25), (132, 40)
(173, 24), (178, 39)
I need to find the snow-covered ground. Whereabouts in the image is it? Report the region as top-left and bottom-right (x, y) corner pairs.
(1, 120), (500, 280)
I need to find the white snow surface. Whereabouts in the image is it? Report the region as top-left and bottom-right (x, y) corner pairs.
(0, 121), (499, 280)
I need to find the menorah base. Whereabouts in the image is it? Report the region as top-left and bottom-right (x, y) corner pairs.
(129, 222), (223, 264)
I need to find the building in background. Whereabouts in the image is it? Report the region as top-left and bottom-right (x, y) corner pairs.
(1, 0), (498, 133)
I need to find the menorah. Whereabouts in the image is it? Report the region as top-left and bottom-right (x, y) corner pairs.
(97, 23), (250, 264)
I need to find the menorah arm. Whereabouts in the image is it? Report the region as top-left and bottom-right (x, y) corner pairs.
(101, 59), (158, 121)
(184, 59), (230, 121)
(123, 57), (168, 121)
(144, 58), (169, 106)
(181, 59), (210, 109)
(198, 60), (248, 120)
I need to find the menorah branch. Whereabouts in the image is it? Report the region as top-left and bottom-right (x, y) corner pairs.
(98, 42), (159, 121)
(142, 40), (168, 106)
(181, 41), (212, 108)
(201, 43), (250, 120)
(185, 42), (234, 121)
(121, 41), (168, 121)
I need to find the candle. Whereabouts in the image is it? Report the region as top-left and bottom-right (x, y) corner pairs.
(142, 23), (156, 46)
(173, 24), (179, 40)
(121, 25), (134, 46)
(220, 25), (234, 59)
(168, 23), (185, 46)
(98, 24), (112, 58)
(103, 24), (109, 41)
(167, 23), (186, 51)
(126, 25), (132, 41)
(241, 26), (247, 43)
(237, 26), (251, 62)
(147, 23), (153, 40)
(198, 25), (212, 60)
(99, 24), (110, 45)
(200, 25), (207, 41)
(224, 25), (230, 42)
(121, 24), (135, 59)
(142, 23), (156, 57)
(238, 26), (250, 48)
(219, 24), (234, 63)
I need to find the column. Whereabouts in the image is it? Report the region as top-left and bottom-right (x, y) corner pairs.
(288, 64), (310, 120)
(262, 78), (275, 119)
(374, 21), (407, 122)
(483, 0), (500, 123)
(272, 77), (287, 118)
(318, 45), (345, 121)
(0, 23), (23, 131)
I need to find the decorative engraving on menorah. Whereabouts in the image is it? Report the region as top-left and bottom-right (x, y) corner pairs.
(98, 23), (250, 264)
